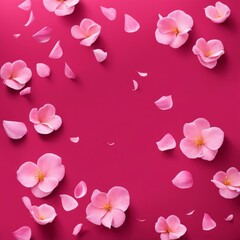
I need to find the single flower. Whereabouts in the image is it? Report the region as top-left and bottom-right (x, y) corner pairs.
(192, 38), (224, 69)
(86, 186), (130, 228)
(180, 118), (224, 161)
(17, 153), (65, 198)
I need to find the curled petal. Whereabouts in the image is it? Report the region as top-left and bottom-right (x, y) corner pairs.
(49, 41), (63, 59)
(24, 11), (34, 27)
(60, 194), (78, 211)
(74, 180), (87, 198)
(13, 226), (31, 240)
(32, 26), (52, 43)
(70, 137), (79, 143)
(172, 170), (193, 189)
(13, 34), (21, 38)
(225, 214), (233, 221)
(20, 87), (31, 96)
(100, 6), (116, 21)
(72, 223), (83, 236)
(202, 213), (216, 231)
(137, 71), (148, 77)
(65, 63), (76, 79)
(154, 95), (173, 110)
(93, 49), (107, 63)
(186, 210), (195, 215)
(124, 14), (140, 33)
(156, 133), (176, 151)
(18, 0), (31, 11)
(132, 80), (138, 91)
(3, 120), (27, 139)
(36, 63), (51, 78)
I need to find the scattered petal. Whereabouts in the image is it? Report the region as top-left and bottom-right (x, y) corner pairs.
(100, 6), (117, 21)
(202, 213), (216, 231)
(22, 196), (32, 210)
(137, 72), (148, 77)
(154, 95), (173, 110)
(132, 80), (138, 91)
(65, 63), (76, 79)
(24, 11), (34, 27)
(32, 27), (52, 43)
(49, 41), (63, 59)
(36, 63), (51, 78)
(156, 133), (176, 151)
(136, 218), (146, 222)
(13, 34), (21, 38)
(13, 226), (31, 240)
(72, 223), (83, 236)
(18, 0), (31, 11)
(93, 49), (107, 63)
(20, 87), (31, 96)
(107, 142), (115, 146)
(225, 214), (233, 221)
(70, 137), (79, 143)
(124, 14), (140, 33)
(60, 194), (78, 211)
(186, 210), (195, 215)
(3, 120), (27, 139)
(172, 170), (193, 189)
(74, 181), (87, 199)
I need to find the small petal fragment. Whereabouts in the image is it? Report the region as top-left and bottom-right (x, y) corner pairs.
(22, 196), (32, 210)
(20, 87), (31, 96)
(32, 27), (52, 43)
(100, 6), (116, 21)
(36, 63), (51, 78)
(93, 49), (107, 63)
(13, 226), (31, 240)
(13, 34), (21, 38)
(132, 80), (138, 91)
(172, 170), (193, 189)
(186, 210), (195, 216)
(202, 213), (216, 231)
(18, 0), (31, 11)
(74, 181), (87, 198)
(24, 11), (34, 27)
(70, 137), (79, 143)
(72, 223), (83, 236)
(3, 120), (27, 139)
(137, 72), (148, 77)
(65, 63), (76, 79)
(154, 95), (173, 110)
(225, 214), (233, 221)
(156, 133), (176, 151)
(60, 194), (78, 211)
(124, 14), (140, 33)
(49, 41), (63, 59)
(136, 218), (146, 222)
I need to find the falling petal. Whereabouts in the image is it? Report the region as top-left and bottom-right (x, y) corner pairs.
(93, 49), (107, 62)
(132, 80), (138, 91)
(24, 11), (34, 27)
(65, 63), (76, 79)
(13, 34), (21, 38)
(225, 214), (233, 221)
(3, 120), (27, 140)
(60, 194), (78, 211)
(124, 14), (140, 33)
(13, 226), (31, 240)
(156, 133), (176, 151)
(186, 210), (195, 216)
(49, 41), (63, 59)
(136, 218), (146, 222)
(154, 95), (173, 110)
(74, 181), (87, 199)
(202, 213), (216, 231)
(137, 72), (148, 77)
(18, 0), (31, 11)
(20, 87), (31, 96)
(72, 223), (83, 236)
(70, 137), (79, 143)
(172, 170), (193, 189)
(36, 63), (51, 78)
(107, 142), (115, 146)
(22, 196), (32, 210)
(100, 6), (116, 21)
(32, 26), (52, 43)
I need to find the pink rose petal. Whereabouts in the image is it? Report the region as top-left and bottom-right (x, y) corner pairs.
(186, 210), (195, 216)
(3, 120), (27, 139)
(20, 87), (31, 96)
(132, 80), (138, 91)
(60, 194), (78, 211)
(18, 0), (31, 11)
(22, 196), (32, 210)
(49, 41), (63, 59)
(172, 170), (193, 189)
(225, 214), (233, 221)
(100, 6), (116, 21)
(72, 223), (83, 236)
(93, 49), (107, 63)
(137, 72), (148, 77)
(24, 11), (34, 27)
(74, 181), (87, 198)
(70, 137), (79, 143)
(13, 226), (31, 240)
(36, 63), (51, 78)
(154, 95), (173, 110)
(65, 63), (76, 79)
(202, 213), (216, 231)
(13, 34), (21, 38)
(136, 218), (146, 222)
(32, 27), (52, 43)
(124, 14), (140, 33)
(156, 133), (176, 151)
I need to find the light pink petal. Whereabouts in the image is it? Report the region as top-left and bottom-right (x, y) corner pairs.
(80, 33), (100, 46)
(107, 141), (115, 146)
(93, 49), (107, 63)
(20, 87), (31, 96)
(196, 55), (218, 69)
(157, 17), (177, 34)
(65, 63), (76, 79)
(31, 204), (57, 224)
(132, 80), (138, 91)
(202, 127), (224, 150)
(70, 137), (79, 143)
(124, 14), (140, 33)
(71, 25), (86, 39)
(169, 33), (189, 48)
(207, 39), (224, 56)
(86, 203), (107, 225)
(101, 212), (113, 228)
(45, 115), (62, 130)
(91, 189), (102, 201)
(17, 162), (38, 187)
(205, 6), (219, 20)
(1, 62), (13, 79)
(169, 224), (187, 239)
(36, 63), (51, 78)
(160, 233), (171, 240)
(60, 194), (78, 211)
(13, 34), (21, 38)
(3, 79), (25, 90)
(29, 108), (39, 124)
(31, 185), (52, 198)
(72, 223), (83, 236)
(168, 10), (193, 31)
(74, 180), (87, 198)
(205, 2), (230, 23)
(155, 217), (168, 233)
(225, 214), (233, 221)
(154, 95), (173, 110)
(202, 213), (216, 231)
(38, 103), (55, 122)
(156, 133), (176, 151)
(186, 210), (195, 215)
(136, 218), (146, 222)
(92, 192), (108, 208)
(137, 71), (148, 77)
(38, 178), (59, 192)
(13, 68), (32, 85)
(211, 179), (226, 189)
(219, 188), (240, 199)
(13, 226), (31, 240)
(18, 0), (31, 11)
(180, 138), (203, 158)
(3, 120), (27, 139)
(43, 0), (61, 12)
(108, 186), (130, 212)
(155, 29), (175, 45)
(100, 6), (116, 21)
(201, 146), (218, 161)
(226, 167), (240, 186)
(49, 41), (63, 59)
(24, 11), (34, 27)
(172, 170), (193, 189)
(64, 0), (79, 8)
(166, 215), (181, 228)
(34, 124), (53, 134)
(32, 27), (52, 43)
(55, 5), (75, 16)
(111, 209), (126, 228)
(22, 196), (32, 210)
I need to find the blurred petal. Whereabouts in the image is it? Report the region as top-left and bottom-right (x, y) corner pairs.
(60, 194), (78, 211)
(18, 0), (31, 11)
(124, 14), (140, 33)
(156, 133), (176, 151)
(202, 213), (216, 231)
(32, 26), (52, 43)
(74, 180), (87, 198)
(225, 214), (233, 221)
(13, 34), (21, 38)
(65, 63), (76, 79)
(100, 6), (116, 21)
(154, 95), (173, 110)
(36, 63), (51, 77)
(24, 11), (34, 27)
(3, 120), (27, 139)
(132, 80), (138, 91)
(20, 87), (31, 96)
(186, 210), (195, 215)
(172, 170), (193, 189)
(70, 137), (79, 143)
(72, 223), (82, 236)
(137, 71), (148, 77)
(93, 49), (107, 62)
(13, 226), (31, 240)
(49, 41), (63, 59)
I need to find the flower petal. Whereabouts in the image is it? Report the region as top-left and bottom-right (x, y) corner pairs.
(18, 0), (31, 11)
(43, 0), (61, 12)
(65, 63), (76, 79)
(49, 41), (63, 59)
(180, 138), (202, 158)
(17, 162), (38, 187)
(86, 203), (107, 225)
(70, 137), (79, 143)
(101, 212), (113, 228)
(60, 194), (78, 211)
(202, 213), (216, 231)
(92, 192), (108, 208)
(154, 95), (173, 110)
(24, 11), (34, 27)
(93, 49), (107, 63)
(13, 226), (31, 240)
(72, 223), (83, 236)
(13, 34), (21, 38)
(32, 26), (52, 43)
(111, 209), (126, 228)
(74, 180), (87, 198)
(201, 146), (218, 161)
(22, 196), (32, 210)
(37, 103), (55, 122)
(31, 185), (52, 198)
(100, 6), (116, 21)
(202, 127), (224, 150)
(137, 71), (148, 77)
(168, 10), (193, 31)
(36, 63), (51, 78)
(20, 87), (31, 96)
(124, 14), (140, 33)
(38, 178), (59, 192)
(156, 133), (176, 151)
(34, 124), (54, 134)
(225, 214), (233, 221)
(219, 188), (240, 199)
(155, 217), (168, 233)
(172, 170), (193, 189)
(186, 210), (195, 215)
(3, 120), (27, 139)
(132, 80), (138, 91)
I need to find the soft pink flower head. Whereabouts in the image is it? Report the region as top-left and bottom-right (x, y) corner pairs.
(29, 103), (62, 134)
(192, 38), (224, 69)
(17, 153), (65, 198)
(155, 10), (193, 48)
(155, 215), (187, 240)
(205, 2), (230, 23)
(0, 60), (32, 90)
(180, 118), (224, 161)
(71, 18), (101, 46)
(86, 186), (130, 228)
(212, 167), (240, 199)
(43, 0), (79, 16)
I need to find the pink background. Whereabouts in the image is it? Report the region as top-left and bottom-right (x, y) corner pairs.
(1, 0), (240, 239)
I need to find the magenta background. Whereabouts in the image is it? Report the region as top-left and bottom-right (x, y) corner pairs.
(1, 0), (240, 239)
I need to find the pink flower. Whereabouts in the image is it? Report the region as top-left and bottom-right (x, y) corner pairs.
(155, 10), (193, 48)
(86, 186), (130, 228)
(17, 153), (65, 198)
(192, 38), (224, 69)
(205, 2), (230, 23)
(155, 215), (187, 240)
(180, 118), (224, 161)
(43, 0), (79, 16)
(211, 167), (240, 199)
(71, 18), (101, 46)
(29, 103), (62, 134)
(0, 60), (32, 90)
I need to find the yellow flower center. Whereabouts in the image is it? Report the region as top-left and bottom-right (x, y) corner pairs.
(35, 169), (45, 182)
(195, 137), (204, 147)
(104, 203), (112, 212)
(172, 28), (180, 35)
(224, 177), (231, 186)
(39, 215), (46, 220)
(205, 51), (212, 57)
